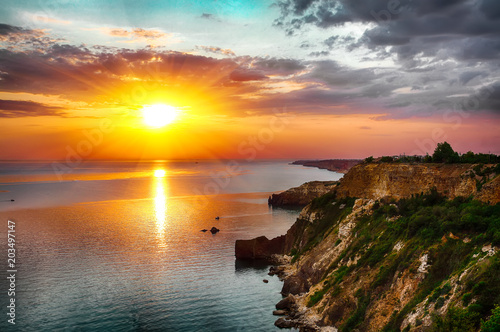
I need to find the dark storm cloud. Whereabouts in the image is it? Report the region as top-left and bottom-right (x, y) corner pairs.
(271, 0), (500, 120)
(305, 60), (378, 87)
(476, 82), (500, 112)
(0, 100), (66, 117)
(480, 0), (500, 20)
(459, 71), (487, 86)
(275, 0), (500, 63)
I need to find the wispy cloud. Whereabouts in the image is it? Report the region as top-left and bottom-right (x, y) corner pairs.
(91, 27), (176, 46)
(197, 45), (235, 56)
(31, 15), (71, 25)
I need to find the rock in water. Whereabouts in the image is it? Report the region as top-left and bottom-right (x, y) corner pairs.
(275, 295), (295, 310)
(274, 317), (295, 328)
(234, 235), (286, 261)
(273, 310), (286, 316)
(210, 227), (220, 234)
(263, 279), (269, 283)
(201, 229), (208, 232)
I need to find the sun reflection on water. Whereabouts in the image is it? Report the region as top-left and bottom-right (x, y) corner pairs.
(153, 169), (167, 249)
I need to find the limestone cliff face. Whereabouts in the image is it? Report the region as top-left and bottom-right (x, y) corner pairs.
(269, 181), (338, 207)
(475, 175), (500, 204)
(335, 163), (499, 204)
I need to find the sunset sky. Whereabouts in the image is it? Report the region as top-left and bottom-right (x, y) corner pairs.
(1, 0), (499, 160)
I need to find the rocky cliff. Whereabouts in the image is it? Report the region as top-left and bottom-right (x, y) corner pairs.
(335, 163), (500, 204)
(268, 181), (338, 207)
(236, 162), (500, 331)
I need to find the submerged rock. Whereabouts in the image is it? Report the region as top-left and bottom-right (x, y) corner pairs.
(210, 227), (220, 234)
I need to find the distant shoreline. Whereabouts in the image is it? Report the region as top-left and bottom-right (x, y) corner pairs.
(291, 159), (363, 174)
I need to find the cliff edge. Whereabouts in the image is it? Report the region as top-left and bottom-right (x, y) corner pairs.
(335, 163), (499, 204)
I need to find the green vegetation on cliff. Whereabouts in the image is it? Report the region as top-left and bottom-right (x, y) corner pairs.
(367, 141), (500, 165)
(289, 190), (500, 331)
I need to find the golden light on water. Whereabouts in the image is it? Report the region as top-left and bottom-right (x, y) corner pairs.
(142, 104), (179, 128)
(153, 169), (167, 249)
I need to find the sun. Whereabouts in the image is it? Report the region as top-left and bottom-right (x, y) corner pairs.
(142, 104), (179, 128)
(154, 169), (166, 178)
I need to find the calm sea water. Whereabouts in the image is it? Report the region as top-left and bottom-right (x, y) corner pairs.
(0, 160), (341, 331)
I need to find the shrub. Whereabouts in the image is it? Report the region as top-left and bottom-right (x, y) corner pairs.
(481, 305), (500, 332)
(463, 293), (472, 306)
(341, 292), (370, 331)
(435, 297), (446, 309)
(431, 307), (479, 332)
(307, 288), (327, 307)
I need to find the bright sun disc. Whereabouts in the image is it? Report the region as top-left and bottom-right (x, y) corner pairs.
(142, 104), (179, 128)
(154, 169), (166, 178)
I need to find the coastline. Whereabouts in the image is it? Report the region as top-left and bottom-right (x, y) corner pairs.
(291, 159), (362, 174)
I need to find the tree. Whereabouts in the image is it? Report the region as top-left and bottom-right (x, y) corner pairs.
(481, 305), (500, 332)
(432, 142), (459, 163)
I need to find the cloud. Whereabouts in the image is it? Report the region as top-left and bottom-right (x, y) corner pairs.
(304, 60), (378, 88)
(201, 13), (215, 19)
(275, 0), (500, 64)
(197, 45), (235, 56)
(229, 69), (268, 82)
(459, 71), (487, 86)
(252, 58), (307, 75)
(96, 27), (173, 45)
(0, 99), (66, 117)
(0, 23), (58, 51)
(475, 82), (500, 112)
(32, 15), (71, 25)
(309, 50), (329, 57)
(1, 22), (498, 122)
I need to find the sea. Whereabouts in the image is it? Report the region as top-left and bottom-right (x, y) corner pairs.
(0, 160), (342, 331)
